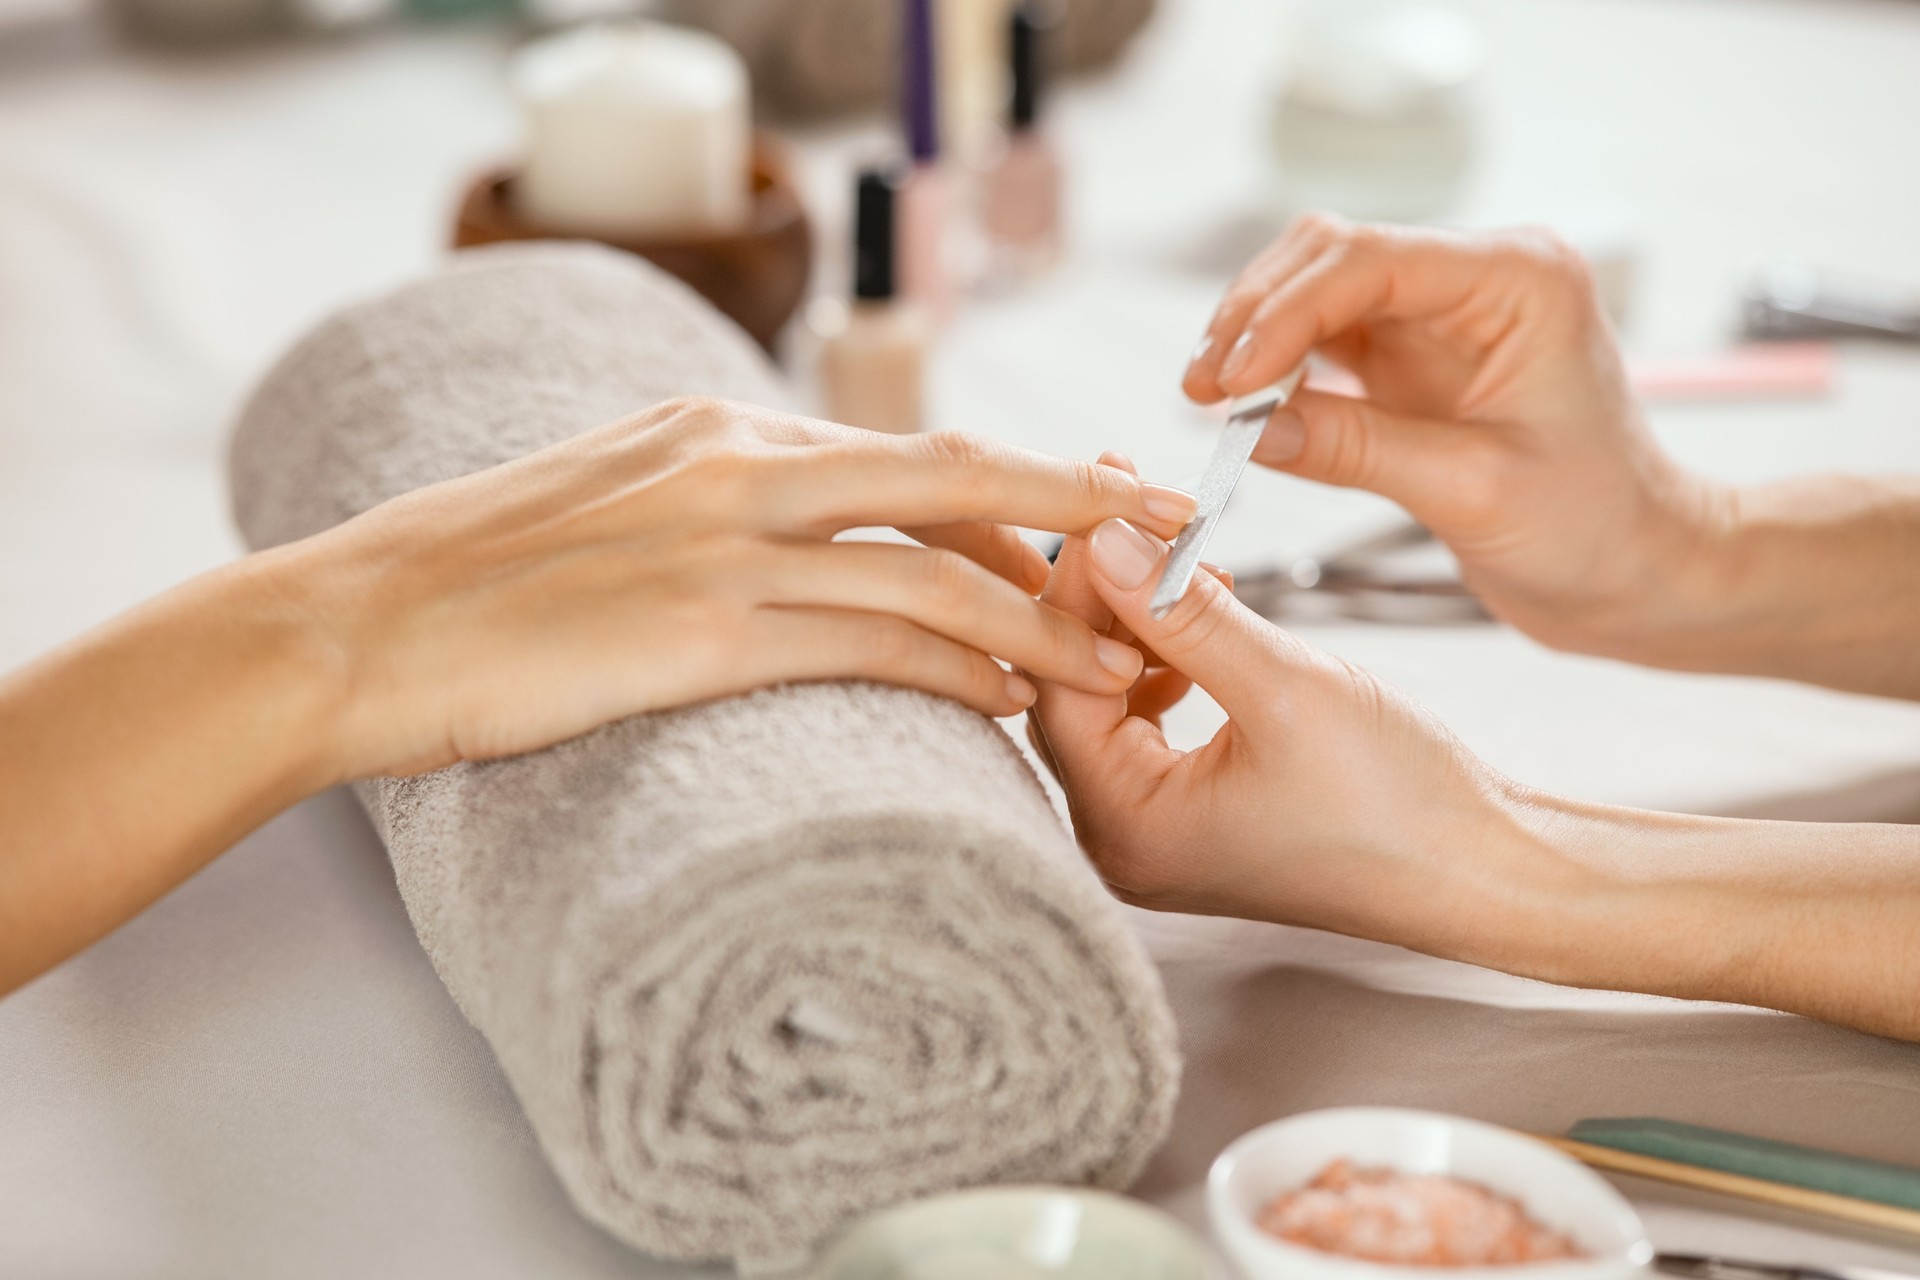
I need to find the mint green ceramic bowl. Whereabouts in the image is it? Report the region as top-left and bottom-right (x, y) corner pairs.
(811, 1185), (1211, 1280)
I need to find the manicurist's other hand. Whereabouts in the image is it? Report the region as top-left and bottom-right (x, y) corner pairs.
(1183, 214), (1724, 665)
(1028, 483), (1546, 962)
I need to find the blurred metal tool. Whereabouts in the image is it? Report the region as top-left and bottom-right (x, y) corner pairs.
(1149, 366), (1306, 618)
(1742, 264), (1920, 344)
(1658, 1253), (1918, 1280)
(1231, 520), (1490, 625)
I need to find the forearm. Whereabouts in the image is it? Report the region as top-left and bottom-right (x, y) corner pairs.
(1633, 474), (1920, 699)
(1475, 785), (1920, 1041)
(0, 548), (345, 992)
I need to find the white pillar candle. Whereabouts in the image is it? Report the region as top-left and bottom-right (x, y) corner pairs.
(510, 22), (752, 239)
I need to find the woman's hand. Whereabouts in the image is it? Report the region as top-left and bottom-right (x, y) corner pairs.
(1030, 491), (1920, 1042)
(1028, 485), (1552, 961)
(0, 398), (1196, 991)
(293, 396), (1198, 780)
(1182, 214), (1725, 664)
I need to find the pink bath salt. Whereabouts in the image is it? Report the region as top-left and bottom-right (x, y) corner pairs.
(1256, 1159), (1585, 1265)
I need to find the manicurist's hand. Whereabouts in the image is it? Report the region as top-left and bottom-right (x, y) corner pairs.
(1183, 214), (1920, 700)
(0, 397), (1196, 991)
(1029, 470), (1532, 957)
(1182, 214), (1721, 664)
(1031, 478), (1920, 1042)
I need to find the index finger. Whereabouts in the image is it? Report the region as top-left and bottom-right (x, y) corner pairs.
(1196, 221), (1504, 400)
(773, 430), (1199, 541)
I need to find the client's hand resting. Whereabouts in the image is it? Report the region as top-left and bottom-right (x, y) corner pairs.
(0, 397), (1197, 991)
(293, 396), (1198, 779)
(1182, 214), (1719, 663)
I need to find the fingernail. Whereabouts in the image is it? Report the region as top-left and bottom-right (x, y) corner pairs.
(1185, 333), (1214, 374)
(1005, 671), (1037, 707)
(1089, 518), (1164, 591)
(1097, 450), (1137, 474)
(1142, 484), (1197, 524)
(1258, 407), (1306, 464)
(1095, 636), (1144, 680)
(1218, 331), (1257, 382)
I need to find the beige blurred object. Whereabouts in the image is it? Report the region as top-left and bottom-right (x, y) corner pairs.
(657, 0), (1157, 117)
(941, 0), (1010, 160)
(818, 297), (928, 434)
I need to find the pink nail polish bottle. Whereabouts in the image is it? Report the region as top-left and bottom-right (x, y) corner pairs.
(898, 0), (954, 319)
(820, 165), (928, 436)
(982, 3), (1062, 281)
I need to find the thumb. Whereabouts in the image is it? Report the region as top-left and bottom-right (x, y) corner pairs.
(1253, 388), (1480, 528)
(1081, 518), (1301, 729)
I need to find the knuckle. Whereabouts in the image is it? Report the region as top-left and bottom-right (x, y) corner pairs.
(1340, 221), (1387, 260)
(922, 430), (996, 471)
(918, 546), (979, 608)
(859, 617), (919, 674)
(1329, 654), (1388, 726)
(1289, 209), (1348, 246)
(1313, 400), (1377, 487)
(1506, 227), (1595, 293)
(1074, 458), (1125, 511)
(1046, 601), (1093, 655)
(1151, 576), (1229, 654)
(654, 393), (733, 440)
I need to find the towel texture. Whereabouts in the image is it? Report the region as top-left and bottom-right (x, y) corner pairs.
(226, 243), (1180, 1266)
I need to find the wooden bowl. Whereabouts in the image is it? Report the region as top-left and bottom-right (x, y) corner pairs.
(453, 136), (813, 354)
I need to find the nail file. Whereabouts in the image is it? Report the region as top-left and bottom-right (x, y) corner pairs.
(1148, 366), (1305, 618)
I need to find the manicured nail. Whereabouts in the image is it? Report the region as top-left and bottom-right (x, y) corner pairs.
(1097, 450), (1137, 474)
(1089, 518), (1164, 591)
(1257, 407), (1306, 464)
(1005, 671), (1037, 707)
(1218, 331), (1257, 382)
(1142, 484), (1197, 524)
(1095, 636), (1145, 681)
(1186, 333), (1214, 375)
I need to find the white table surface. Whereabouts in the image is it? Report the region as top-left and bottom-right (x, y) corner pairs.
(4, 0), (1920, 1275)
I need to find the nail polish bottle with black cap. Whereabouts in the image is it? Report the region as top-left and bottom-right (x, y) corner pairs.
(983, 3), (1062, 278)
(821, 164), (927, 436)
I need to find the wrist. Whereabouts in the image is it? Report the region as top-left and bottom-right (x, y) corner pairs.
(1465, 785), (1765, 1005)
(1416, 777), (1624, 981)
(213, 540), (363, 794)
(1575, 460), (1746, 669)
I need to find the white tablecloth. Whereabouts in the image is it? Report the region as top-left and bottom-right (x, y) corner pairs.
(4, 1), (1920, 1274)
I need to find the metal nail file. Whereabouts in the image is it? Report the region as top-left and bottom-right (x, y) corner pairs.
(1148, 366), (1305, 618)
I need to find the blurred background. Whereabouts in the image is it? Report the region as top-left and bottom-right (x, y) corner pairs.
(3, 0), (1919, 810)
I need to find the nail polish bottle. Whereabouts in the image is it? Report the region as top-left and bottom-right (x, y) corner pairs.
(820, 166), (928, 436)
(982, 3), (1062, 280)
(898, 0), (954, 318)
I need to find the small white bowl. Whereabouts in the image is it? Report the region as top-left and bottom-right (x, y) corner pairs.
(1208, 1107), (1654, 1280)
(813, 1184), (1210, 1280)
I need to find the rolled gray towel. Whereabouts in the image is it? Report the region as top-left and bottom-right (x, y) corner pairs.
(226, 243), (1180, 1267)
